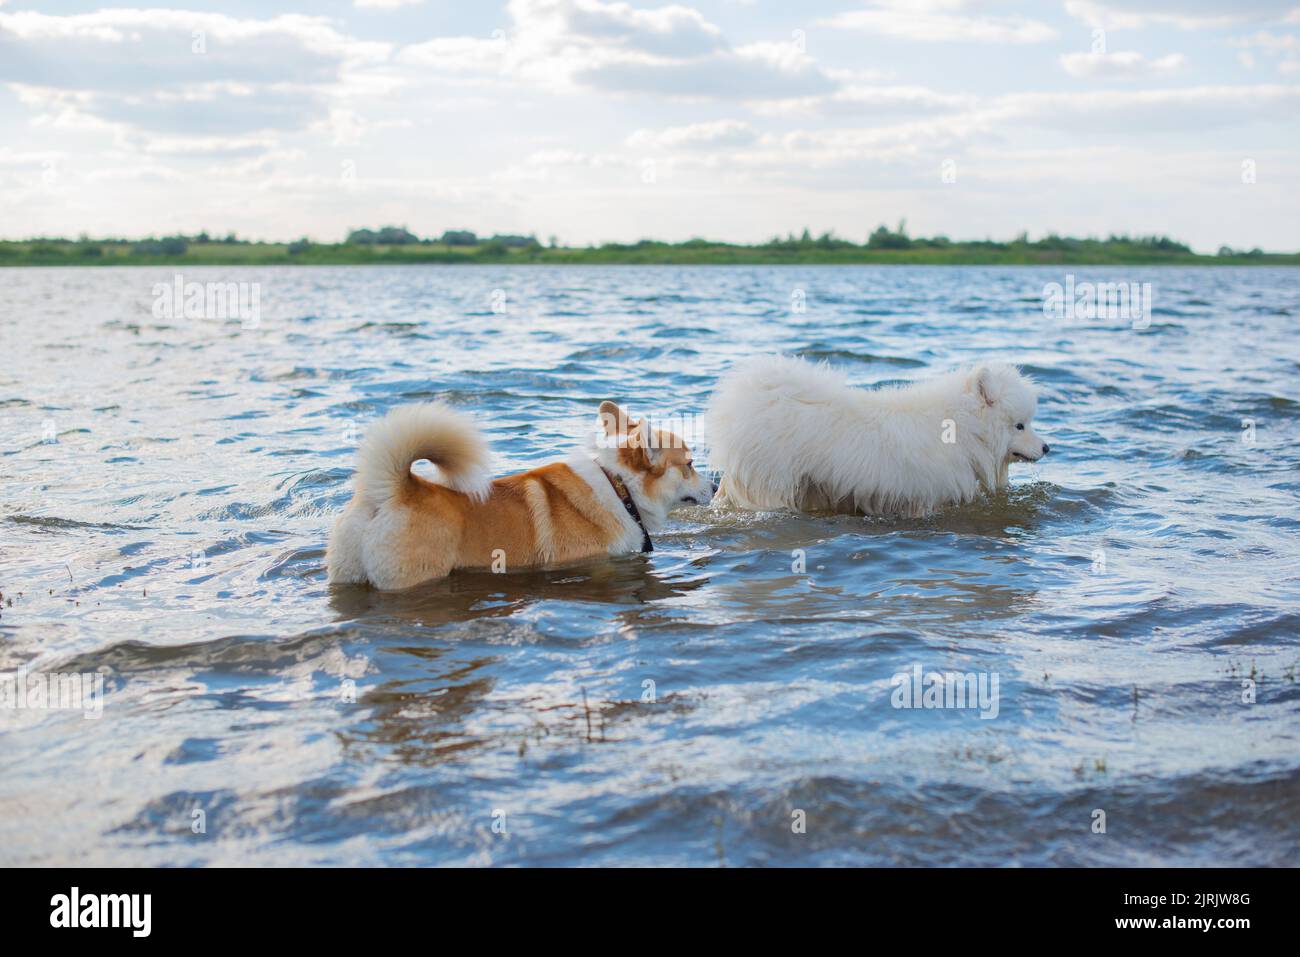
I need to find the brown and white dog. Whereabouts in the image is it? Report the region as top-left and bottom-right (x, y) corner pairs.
(326, 400), (714, 589)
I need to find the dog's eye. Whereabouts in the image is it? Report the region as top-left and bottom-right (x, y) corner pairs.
(1015, 423), (1025, 430)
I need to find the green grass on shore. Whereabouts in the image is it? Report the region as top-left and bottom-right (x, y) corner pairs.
(3, 235), (1297, 267)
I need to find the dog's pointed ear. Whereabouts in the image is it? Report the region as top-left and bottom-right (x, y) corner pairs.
(626, 417), (664, 466)
(968, 366), (996, 407)
(598, 400), (629, 438)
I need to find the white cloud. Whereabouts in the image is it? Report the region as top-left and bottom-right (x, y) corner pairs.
(0, 10), (387, 141)
(471, 1), (828, 99)
(575, 43), (833, 99)
(355, 0), (424, 8)
(83, 165), (187, 184)
(992, 83), (1300, 132)
(756, 84), (977, 118)
(821, 0), (1056, 43)
(513, 0), (724, 58)
(626, 119), (758, 149)
(1229, 29), (1300, 73)
(739, 84), (1300, 171)
(1232, 30), (1300, 51)
(0, 146), (65, 168)
(393, 0), (837, 101)
(135, 134), (280, 158)
(1061, 51), (1187, 77)
(1064, 0), (1299, 30)
(0, 10), (386, 90)
(384, 0), (837, 100)
(396, 36), (511, 73)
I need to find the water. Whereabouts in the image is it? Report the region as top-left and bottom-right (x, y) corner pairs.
(2, 264), (1298, 866)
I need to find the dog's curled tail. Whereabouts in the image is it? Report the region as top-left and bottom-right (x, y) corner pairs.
(356, 402), (492, 510)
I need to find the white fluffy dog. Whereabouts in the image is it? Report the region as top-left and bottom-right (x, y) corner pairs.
(705, 355), (1050, 517)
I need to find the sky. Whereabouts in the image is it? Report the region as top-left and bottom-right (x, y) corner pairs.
(1, 0), (1297, 251)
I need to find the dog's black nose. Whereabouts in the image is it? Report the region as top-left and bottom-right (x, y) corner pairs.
(1041, 443), (1050, 455)
(711, 480), (719, 493)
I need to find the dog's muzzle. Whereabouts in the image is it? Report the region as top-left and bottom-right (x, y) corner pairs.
(683, 477), (720, 505)
(1012, 443), (1050, 462)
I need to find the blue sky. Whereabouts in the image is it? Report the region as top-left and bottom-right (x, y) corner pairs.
(1, 0), (1297, 250)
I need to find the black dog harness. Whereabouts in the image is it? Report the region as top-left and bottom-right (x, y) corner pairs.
(601, 468), (653, 553)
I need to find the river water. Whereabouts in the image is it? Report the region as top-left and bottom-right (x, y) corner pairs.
(2, 264), (1297, 865)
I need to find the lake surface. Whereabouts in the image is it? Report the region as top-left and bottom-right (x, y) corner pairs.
(2, 264), (1298, 866)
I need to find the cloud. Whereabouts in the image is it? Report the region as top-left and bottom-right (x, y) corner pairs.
(993, 83), (1300, 132)
(1232, 30), (1300, 51)
(398, 0), (837, 101)
(575, 42), (834, 99)
(0, 10), (385, 90)
(134, 135), (281, 158)
(735, 83), (1300, 173)
(512, 0), (724, 59)
(1064, 0), (1299, 30)
(755, 84), (977, 118)
(1061, 51), (1187, 77)
(83, 165), (187, 185)
(821, 0), (1056, 44)
(0, 146), (65, 168)
(1230, 29), (1300, 73)
(626, 119), (758, 149)
(0, 10), (387, 139)
(355, 0), (424, 8)
(487, 149), (634, 188)
(396, 36), (512, 74)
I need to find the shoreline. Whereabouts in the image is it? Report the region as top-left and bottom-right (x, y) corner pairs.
(4, 250), (1298, 267)
(7, 232), (1296, 267)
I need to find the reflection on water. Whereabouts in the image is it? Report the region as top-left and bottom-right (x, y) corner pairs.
(328, 557), (705, 629)
(1, 265), (1298, 866)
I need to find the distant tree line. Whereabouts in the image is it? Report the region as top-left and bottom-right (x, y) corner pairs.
(1, 224), (1232, 256)
(344, 226), (541, 249)
(755, 221), (1195, 254)
(5, 222), (1290, 266)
